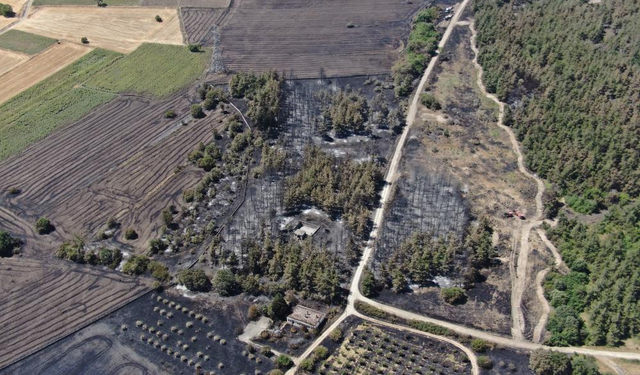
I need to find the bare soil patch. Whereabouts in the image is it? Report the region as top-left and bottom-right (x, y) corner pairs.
(0, 257), (149, 370)
(0, 47), (28, 75)
(0, 92), (227, 253)
(0, 41), (91, 103)
(215, 0), (424, 79)
(17, 7), (184, 53)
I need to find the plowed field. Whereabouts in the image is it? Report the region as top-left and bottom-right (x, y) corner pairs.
(0, 42), (91, 103)
(181, 7), (224, 46)
(0, 94), (224, 251)
(16, 7), (184, 53)
(217, 0), (423, 78)
(0, 257), (149, 370)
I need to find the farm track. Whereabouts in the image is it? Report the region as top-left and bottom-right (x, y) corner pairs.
(0, 92), (224, 250)
(0, 258), (148, 370)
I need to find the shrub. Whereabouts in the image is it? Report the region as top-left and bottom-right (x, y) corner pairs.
(260, 345), (272, 355)
(0, 231), (20, 257)
(247, 304), (260, 321)
(7, 187), (20, 195)
(81, 37), (89, 44)
(123, 255), (149, 275)
(478, 356), (493, 369)
(267, 370), (284, 375)
(155, 15), (162, 22)
(313, 345), (329, 360)
(124, 228), (138, 240)
(408, 320), (455, 337)
(441, 287), (467, 305)
(420, 93), (441, 110)
(190, 104), (205, 119)
(178, 269), (212, 292)
(0, 4), (14, 17)
(188, 43), (202, 53)
(471, 338), (490, 353)
(99, 248), (122, 269)
(299, 358), (315, 371)
(149, 238), (168, 254)
(275, 355), (293, 370)
(35, 217), (53, 235)
(213, 269), (239, 296)
(148, 261), (169, 281)
(529, 349), (571, 375)
(329, 328), (343, 342)
(164, 110), (176, 118)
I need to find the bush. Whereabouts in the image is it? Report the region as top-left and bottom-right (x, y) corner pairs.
(124, 228), (138, 240)
(81, 37), (89, 44)
(529, 349), (571, 375)
(313, 345), (329, 360)
(99, 248), (122, 269)
(213, 269), (240, 296)
(0, 231), (20, 257)
(148, 261), (169, 281)
(329, 328), (343, 342)
(7, 187), (20, 195)
(267, 370), (284, 375)
(478, 356), (493, 369)
(441, 287), (467, 305)
(409, 320), (455, 337)
(179, 269), (211, 292)
(149, 238), (168, 254)
(247, 304), (260, 320)
(123, 255), (149, 275)
(155, 15), (162, 22)
(275, 354), (293, 370)
(471, 338), (490, 353)
(0, 4), (14, 17)
(190, 104), (205, 118)
(188, 43), (201, 53)
(164, 109), (176, 118)
(420, 93), (441, 110)
(299, 358), (315, 372)
(35, 217), (53, 235)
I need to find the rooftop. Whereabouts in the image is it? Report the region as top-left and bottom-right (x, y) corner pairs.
(287, 305), (326, 327)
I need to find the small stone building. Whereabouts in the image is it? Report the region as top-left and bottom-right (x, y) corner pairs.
(293, 222), (320, 239)
(286, 305), (326, 330)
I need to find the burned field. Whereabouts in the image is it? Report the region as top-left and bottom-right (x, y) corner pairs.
(308, 316), (472, 375)
(0, 257), (149, 370)
(368, 26), (540, 335)
(3, 289), (274, 375)
(203, 0), (426, 79)
(0, 91), (227, 254)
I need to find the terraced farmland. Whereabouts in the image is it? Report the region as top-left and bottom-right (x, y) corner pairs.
(0, 257), (149, 370)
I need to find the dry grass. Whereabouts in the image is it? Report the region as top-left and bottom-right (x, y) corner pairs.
(17, 7), (184, 53)
(0, 41), (92, 103)
(0, 48), (28, 75)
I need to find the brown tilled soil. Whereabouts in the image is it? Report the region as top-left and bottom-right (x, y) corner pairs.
(0, 257), (149, 370)
(213, 0), (425, 79)
(141, 0), (229, 7)
(181, 7), (225, 46)
(0, 92), (227, 254)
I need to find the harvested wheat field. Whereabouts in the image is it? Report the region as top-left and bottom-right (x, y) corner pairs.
(0, 95), (226, 252)
(16, 7), (184, 53)
(0, 48), (28, 75)
(0, 41), (91, 103)
(216, 0), (423, 79)
(0, 257), (149, 370)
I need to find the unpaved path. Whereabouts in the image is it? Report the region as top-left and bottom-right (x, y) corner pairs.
(532, 268), (550, 343)
(468, 20), (546, 340)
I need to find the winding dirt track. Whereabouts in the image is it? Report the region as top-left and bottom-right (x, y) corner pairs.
(290, 3), (640, 372)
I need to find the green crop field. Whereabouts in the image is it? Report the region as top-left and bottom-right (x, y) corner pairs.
(0, 43), (210, 161)
(0, 30), (57, 55)
(85, 43), (211, 98)
(0, 49), (121, 161)
(32, 0), (140, 5)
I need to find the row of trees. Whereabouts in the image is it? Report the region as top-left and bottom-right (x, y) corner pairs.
(543, 200), (638, 346)
(284, 146), (383, 238)
(392, 7), (441, 97)
(474, 0), (639, 197)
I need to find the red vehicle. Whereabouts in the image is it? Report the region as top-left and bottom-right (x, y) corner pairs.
(503, 210), (526, 220)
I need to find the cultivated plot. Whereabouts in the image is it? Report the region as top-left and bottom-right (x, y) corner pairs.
(0, 48), (28, 75)
(0, 257), (149, 370)
(16, 7), (184, 53)
(0, 41), (92, 103)
(0, 30), (56, 55)
(216, 0), (424, 79)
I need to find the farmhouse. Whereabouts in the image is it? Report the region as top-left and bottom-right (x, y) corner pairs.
(294, 222), (320, 239)
(287, 305), (326, 330)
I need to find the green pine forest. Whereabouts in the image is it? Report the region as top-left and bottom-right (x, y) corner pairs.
(475, 0), (638, 347)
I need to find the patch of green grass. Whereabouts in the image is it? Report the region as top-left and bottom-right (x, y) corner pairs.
(0, 49), (121, 160)
(32, 0), (140, 6)
(0, 30), (57, 55)
(85, 43), (211, 98)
